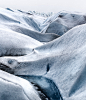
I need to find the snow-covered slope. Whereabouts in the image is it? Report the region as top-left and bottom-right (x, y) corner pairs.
(0, 70), (41, 100)
(1, 24), (86, 100)
(0, 8), (59, 43)
(0, 27), (43, 56)
(1, 7), (86, 100)
(41, 11), (86, 35)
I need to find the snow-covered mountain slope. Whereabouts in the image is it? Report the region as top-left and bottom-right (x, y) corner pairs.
(0, 8), (59, 43)
(0, 70), (41, 100)
(0, 27), (43, 56)
(3, 24), (59, 42)
(1, 7), (86, 100)
(41, 11), (86, 35)
(1, 24), (86, 100)
(0, 8), (41, 31)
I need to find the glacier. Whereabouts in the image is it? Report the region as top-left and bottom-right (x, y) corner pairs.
(0, 7), (86, 100)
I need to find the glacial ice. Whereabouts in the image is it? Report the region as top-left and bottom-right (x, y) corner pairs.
(0, 7), (86, 100)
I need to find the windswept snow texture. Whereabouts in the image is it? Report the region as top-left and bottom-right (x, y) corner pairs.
(1, 8), (86, 100)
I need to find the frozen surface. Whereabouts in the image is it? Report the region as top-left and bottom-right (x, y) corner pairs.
(41, 11), (86, 35)
(0, 70), (41, 100)
(0, 8), (86, 100)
